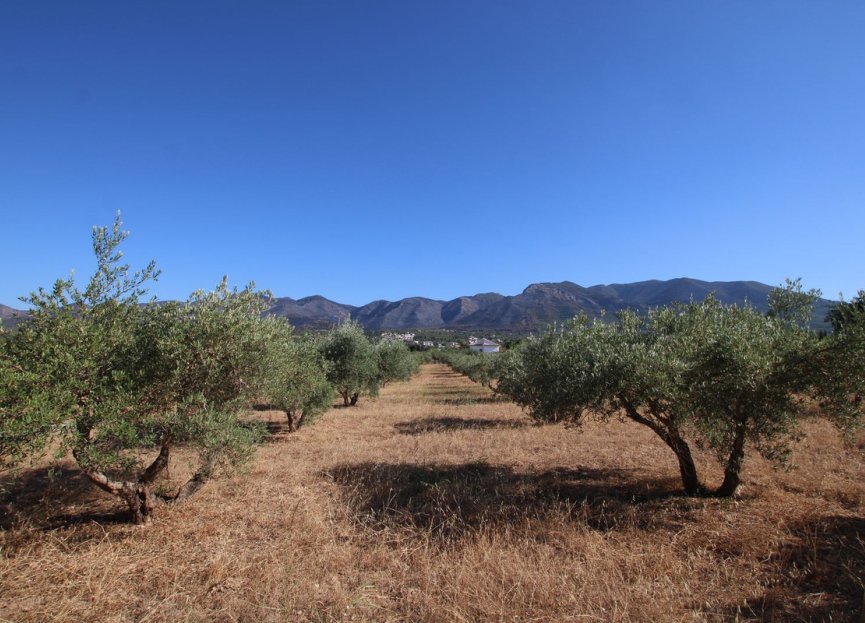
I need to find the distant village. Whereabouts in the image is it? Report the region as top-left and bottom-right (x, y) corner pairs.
(380, 332), (501, 353)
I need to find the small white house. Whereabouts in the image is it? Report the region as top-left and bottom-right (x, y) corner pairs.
(469, 338), (501, 354)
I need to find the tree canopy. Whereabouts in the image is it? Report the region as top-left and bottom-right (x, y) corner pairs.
(375, 338), (419, 387)
(319, 320), (379, 407)
(496, 283), (865, 497)
(0, 215), (272, 523)
(827, 290), (865, 333)
(262, 327), (333, 432)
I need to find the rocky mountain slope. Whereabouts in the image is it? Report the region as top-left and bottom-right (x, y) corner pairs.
(272, 278), (835, 331)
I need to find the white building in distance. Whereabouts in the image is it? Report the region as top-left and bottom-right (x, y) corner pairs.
(469, 338), (501, 354)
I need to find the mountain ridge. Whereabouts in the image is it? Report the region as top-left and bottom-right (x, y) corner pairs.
(1, 279), (836, 332)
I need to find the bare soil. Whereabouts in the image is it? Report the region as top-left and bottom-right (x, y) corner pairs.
(2, 364), (864, 622)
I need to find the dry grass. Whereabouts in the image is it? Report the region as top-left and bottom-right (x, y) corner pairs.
(2, 363), (864, 622)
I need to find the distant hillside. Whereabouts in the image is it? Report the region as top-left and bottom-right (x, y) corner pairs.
(266, 278), (837, 332)
(0, 304), (29, 330)
(1, 279), (838, 332)
(267, 295), (354, 329)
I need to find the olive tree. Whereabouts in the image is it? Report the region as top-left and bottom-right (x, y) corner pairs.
(375, 338), (418, 388)
(0, 216), (270, 523)
(0, 329), (47, 469)
(827, 290), (865, 333)
(263, 326), (333, 431)
(817, 289), (865, 413)
(497, 284), (865, 497)
(437, 350), (500, 390)
(319, 320), (379, 406)
(135, 280), (272, 510)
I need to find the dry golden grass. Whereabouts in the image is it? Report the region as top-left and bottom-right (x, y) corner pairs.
(2, 363), (864, 622)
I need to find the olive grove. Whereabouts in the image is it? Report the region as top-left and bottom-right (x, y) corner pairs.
(319, 321), (418, 407)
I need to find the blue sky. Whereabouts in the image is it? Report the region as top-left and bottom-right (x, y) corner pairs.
(2, 1), (863, 307)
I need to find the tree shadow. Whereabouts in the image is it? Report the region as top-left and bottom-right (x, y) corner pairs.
(332, 401), (365, 409)
(427, 369), (464, 377)
(422, 387), (482, 396)
(261, 420), (294, 441)
(394, 416), (529, 435)
(708, 514), (865, 622)
(0, 466), (128, 532)
(434, 396), (509, 406)
(325, 461), (692, 538)
(421, 390), (493, 403)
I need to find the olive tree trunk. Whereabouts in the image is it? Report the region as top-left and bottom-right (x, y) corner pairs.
(78, 435), (171, 524)
(286, 409), (306, 433)
(621, 398), (706, 496)
(172, 455), (218, 503)
(78, 435), (218, 524)
(715, 418), (748, 497)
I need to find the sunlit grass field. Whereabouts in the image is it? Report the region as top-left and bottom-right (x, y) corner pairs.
(2, 363), (864, 622)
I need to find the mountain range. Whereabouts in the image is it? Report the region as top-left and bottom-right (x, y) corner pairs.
(1, 279), (835, 332)
(262, 278), (836, 332)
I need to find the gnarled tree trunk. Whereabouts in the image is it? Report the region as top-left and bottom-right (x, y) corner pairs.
(715, 418), (748, 497)
(83, 470), (159, 525)
(620, 397), (707, 496)
(77, 434), (172, 524)
(662, 431), (704, 496)
(77, 434), (219, 524)
(285, 408), (306, 433)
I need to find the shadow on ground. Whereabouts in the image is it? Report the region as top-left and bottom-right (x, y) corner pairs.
(394, 416), (529, 435)
(325, 461), (692, 537)
(426, 369), (466, 378)
(261, 420), (294, 440)
(0, 466), (130, 534)
(421, 387), (487, 396)
(708, 514), (865, 622)
(434, 396), (510, 406)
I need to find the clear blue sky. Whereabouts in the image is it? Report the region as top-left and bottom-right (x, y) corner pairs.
(2, 1), (863, 307)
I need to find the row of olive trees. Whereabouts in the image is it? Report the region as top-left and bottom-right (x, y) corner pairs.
(263, 320), (419, 429)
(319, 320), (419, 407)
(0, 216), (418, 524)
(433, 349), (500, 390)
(492, 282), (865, 497)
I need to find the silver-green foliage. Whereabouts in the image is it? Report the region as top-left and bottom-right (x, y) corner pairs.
(320, 320), (380, 406)
(827, 289), (865, 333)
(318, 323), (418, 407)
(496, 283), (865, 497)
(375, 338), (418, 387)
(0, 215), (272, 523)
(263, 326), (333, 431)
